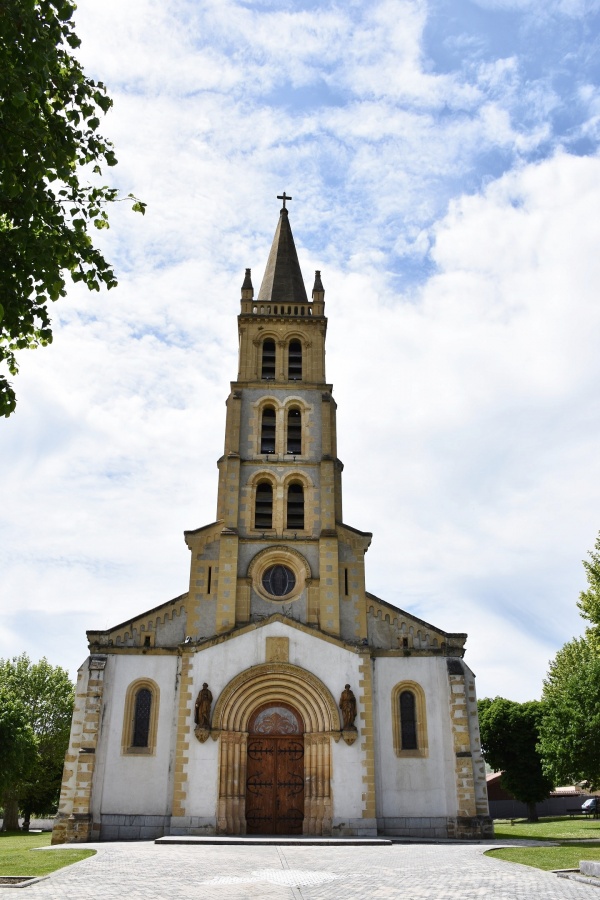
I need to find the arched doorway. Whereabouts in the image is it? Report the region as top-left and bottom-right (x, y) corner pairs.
(213, 662), (340, 835)
(246, 703), (304, 835)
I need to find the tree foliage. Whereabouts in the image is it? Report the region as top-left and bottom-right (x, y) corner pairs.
(538, 530), (600, 789)
(0, 654), (74, 829)
(540, 636), (600, 789)
(478, 697), (553, 821)
(577, 531), (600, 645)
(0, 690), (36, 797)
(0, 0), (145, 417)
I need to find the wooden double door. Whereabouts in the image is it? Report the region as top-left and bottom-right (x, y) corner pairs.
(245, 704), (304, 835)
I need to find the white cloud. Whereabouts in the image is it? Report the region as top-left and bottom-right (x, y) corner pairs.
(326, 152), (600, 698)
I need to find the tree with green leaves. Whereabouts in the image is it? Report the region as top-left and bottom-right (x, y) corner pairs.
(0, 690), (36, 829)
(577, 531), (600, 645)
(0, 0), (145, 417)
(538, 532), (600, 789)
(478, 697), (553, 821)
(539, 637), (600, 789)
(0, 654), (74, 831)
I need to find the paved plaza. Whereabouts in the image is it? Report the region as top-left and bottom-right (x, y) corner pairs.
(16, 839), (597, 899)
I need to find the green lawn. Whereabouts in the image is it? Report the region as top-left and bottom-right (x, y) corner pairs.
(486, 844), (600, 872)
(492, 816), (600, 842)
(486, 816), (600, 872)
(0, 832), (95, 877)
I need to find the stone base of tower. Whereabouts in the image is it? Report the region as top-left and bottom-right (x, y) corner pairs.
(51, 813), (96, 845)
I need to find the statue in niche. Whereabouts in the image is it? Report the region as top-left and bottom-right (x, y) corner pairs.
(339, 684), (357, 731)
(194, 683), (213, 729)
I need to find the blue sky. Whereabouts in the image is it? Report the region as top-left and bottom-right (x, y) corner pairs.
(2, 0), (600, 700)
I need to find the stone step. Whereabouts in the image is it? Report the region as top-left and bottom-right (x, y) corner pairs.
(155, 835), (392, 846)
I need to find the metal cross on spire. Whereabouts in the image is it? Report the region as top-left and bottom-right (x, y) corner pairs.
(277, 192), (292, 209)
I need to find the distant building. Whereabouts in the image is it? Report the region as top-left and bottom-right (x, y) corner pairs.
(486, 773), (595, 818)
(53, 199), (492, 843)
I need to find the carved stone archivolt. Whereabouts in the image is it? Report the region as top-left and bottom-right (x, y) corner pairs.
(213, 663), (340, 734)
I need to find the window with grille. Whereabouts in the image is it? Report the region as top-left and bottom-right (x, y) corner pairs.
(262, 564), (296, 597)
(286, 483), (304, 529)
(255, 482), (273, 529)
(287, 408), (302, 454)
(261, 340), (276, 379)
(132, 688), (152, 748)
(288, 340), (302, 379)
(260, 406), (276, 453)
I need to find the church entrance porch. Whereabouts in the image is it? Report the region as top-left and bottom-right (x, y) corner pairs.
(245, 704), (304, 835)
(213, 662), (339, 836)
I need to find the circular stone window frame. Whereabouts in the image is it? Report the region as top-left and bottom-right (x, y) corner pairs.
(248, 545), (311, 604)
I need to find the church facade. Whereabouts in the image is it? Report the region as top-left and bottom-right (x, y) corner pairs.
(52, 201), (492, 844)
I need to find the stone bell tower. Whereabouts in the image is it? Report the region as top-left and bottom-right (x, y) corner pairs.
(184, 194), (372, 643)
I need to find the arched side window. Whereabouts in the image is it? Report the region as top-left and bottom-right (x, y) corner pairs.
(399, 691), (417, 750)
(261, 340), (276, 379)
(260, 406), (276, 453)
(286, 483), (304, 530)
(122, 679), (160, 755)
(287, 408), (302, 454)
(255, 481), (273, 529)
(288, 340), (302, 380)
(391, 681), (428, 758)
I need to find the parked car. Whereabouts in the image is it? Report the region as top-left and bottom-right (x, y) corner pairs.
(582, 798), (598, 812)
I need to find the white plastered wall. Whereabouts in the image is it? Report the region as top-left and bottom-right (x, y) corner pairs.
(92, 654), (179, 818)
(373, 656), (458, 818)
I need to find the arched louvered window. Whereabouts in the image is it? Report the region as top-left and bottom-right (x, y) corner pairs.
(287, 483), (304, 530)
(288, 340), (302, 379)
(260, 406), (276, 453)
(400, 690), (418, 750)
(255, 482), (273, 529)
(261, 340), (276, 379)
(132, 688), (152, 748)
(287, 408), (302, 454)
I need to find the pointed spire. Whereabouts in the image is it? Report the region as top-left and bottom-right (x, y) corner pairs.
(241, 268), (253, 299)
(311, 269), (325, 315)
(312, 270), (324, 297)
(257, 207), (308, 305)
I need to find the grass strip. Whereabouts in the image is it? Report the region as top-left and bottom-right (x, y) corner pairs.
(486, 843), (600, 872)
(492, 816), (600, 842)
(0, 832), (95, 876)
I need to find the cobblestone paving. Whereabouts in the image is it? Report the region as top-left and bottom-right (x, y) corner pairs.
(18, 841), (595, 899)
